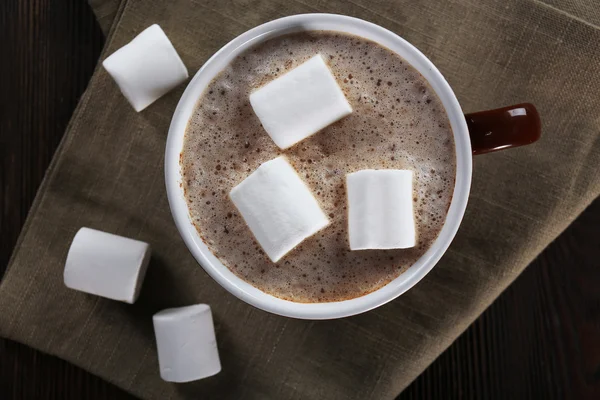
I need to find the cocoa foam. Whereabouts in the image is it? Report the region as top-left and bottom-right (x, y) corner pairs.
(181, 31), (456, 302)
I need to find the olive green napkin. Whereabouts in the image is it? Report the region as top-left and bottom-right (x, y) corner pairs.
(1, 0), (599, 399)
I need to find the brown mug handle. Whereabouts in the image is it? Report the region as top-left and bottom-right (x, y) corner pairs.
(465, 103), (541, 155)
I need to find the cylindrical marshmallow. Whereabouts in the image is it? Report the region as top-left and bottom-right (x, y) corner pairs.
(102, 24), (189, 112)
(229, 156), (330, 262)
(249, 54), (352, 149)
(346, 169), (416, 250)
(153, 304), (221, 382)
(63, 227), (151, 303)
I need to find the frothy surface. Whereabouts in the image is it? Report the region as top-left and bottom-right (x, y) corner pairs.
(181, 31), (456, 302)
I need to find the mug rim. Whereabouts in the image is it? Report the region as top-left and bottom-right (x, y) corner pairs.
(165, 13), (472, 319)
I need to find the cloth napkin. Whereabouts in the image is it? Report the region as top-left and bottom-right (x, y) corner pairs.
(1, 0), (599, 399)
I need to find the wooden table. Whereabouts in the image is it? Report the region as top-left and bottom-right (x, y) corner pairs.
(1, 1), (598, 398)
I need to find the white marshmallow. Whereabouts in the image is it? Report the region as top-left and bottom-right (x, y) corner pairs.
(346, 170), (416, 250)
(63, 227), (151, 303)
(229, 156), (329, 262)
(153, 304), (221, 383)
(102, 24), (188, 112)
(249, 54), (352, 149)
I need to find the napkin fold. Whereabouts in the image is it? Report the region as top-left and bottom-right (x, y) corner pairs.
(1, 0), (599, 399)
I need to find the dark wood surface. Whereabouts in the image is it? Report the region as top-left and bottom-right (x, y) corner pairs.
(1, 1), (598, 399)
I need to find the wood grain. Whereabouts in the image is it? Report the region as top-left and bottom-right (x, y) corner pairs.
(1, 0), (598, 399)
(0, 1), (129, 397)
(401, 199), (600, 400)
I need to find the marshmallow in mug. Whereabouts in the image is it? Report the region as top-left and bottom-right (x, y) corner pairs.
(250, 54), (352, 149)
(63, 227), (151, 303)
(102, 24), (188, 112)
(346, 170), (416, 250)
(153, 304), (221, 382)
(229, 156), (330, 262)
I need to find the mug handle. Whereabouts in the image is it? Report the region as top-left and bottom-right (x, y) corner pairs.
(465, 103), (541, 155)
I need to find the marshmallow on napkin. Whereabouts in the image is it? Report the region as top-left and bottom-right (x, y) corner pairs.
(63, 227), (151, 303)
(102, 24), (188, 112)
(249, 54), (352, 149)
(346, 170), (416, 250)
(153, 304), (221, 382)
(229, 156), (329, 262)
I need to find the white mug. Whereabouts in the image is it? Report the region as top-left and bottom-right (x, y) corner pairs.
(165, 14), (539, 319)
